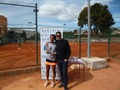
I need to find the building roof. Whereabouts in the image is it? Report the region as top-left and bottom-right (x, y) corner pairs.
(0, 15), (7, 19)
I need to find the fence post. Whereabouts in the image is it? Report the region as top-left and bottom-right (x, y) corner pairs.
(108, 29), (111, 57)
(34, 3), (39, 66)
(78, 26), (81, 58)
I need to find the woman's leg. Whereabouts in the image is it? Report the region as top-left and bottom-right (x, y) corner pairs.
(52, 65), (56, 82)
(46, 65), (50, 81)
(50, 65), (56, 88)
(44, 64), (50, 87)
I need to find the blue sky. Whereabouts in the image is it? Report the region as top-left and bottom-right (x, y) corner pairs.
(0, 0), (120, 31)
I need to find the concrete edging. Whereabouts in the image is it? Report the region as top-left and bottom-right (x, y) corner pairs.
(0, 66), (40, 77)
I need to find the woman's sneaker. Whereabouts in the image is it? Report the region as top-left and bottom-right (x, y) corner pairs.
(44, 81), (49, 87)
(50, 82), (55, 88)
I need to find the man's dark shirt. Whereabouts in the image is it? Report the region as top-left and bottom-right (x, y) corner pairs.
(56, 39), (71, 60)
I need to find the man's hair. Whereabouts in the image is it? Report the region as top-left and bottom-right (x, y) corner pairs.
(56, 31), (61, 35)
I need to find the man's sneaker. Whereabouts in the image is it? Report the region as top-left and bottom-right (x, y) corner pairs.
(64, 88), (68, 90)
(64, 87), (68, 90)
(50, 82), (55, 88)
(58, 83), (64, 88)
(44, 81), (49, 87)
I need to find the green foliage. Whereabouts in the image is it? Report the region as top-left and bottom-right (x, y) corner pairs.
(7, 30), (15, 39)
(78, 3), (115, 34)
(73, 29), (78, 34)
(29, 35), (35, 40)
(63, 31), (76, 39)
(78, 7), (87, 27)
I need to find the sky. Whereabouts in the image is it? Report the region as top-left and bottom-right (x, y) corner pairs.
(0, 0), (120, 31)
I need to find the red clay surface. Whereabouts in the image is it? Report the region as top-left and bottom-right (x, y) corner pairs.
(0, 42), (40, 71)
(0, 42), (120, 71)
(0, 59), (120, 90)
(0, 42), (120, 90)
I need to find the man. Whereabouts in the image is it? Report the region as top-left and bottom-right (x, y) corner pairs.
(56, 31), (71, 90)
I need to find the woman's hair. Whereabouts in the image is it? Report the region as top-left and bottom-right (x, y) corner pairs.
(50, 34), (56, 40)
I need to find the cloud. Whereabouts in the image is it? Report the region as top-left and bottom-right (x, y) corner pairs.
(90, 0), (113, 5)
(113, 13), (120, 22)
(1, 0), (119, 28)
(38, 1), (81, 21)
(38, 0), (116, 25)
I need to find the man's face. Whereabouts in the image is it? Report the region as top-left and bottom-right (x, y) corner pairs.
(56, 33), (61, 40)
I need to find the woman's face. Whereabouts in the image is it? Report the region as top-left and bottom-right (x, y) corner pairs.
(50, 35), (54, 42)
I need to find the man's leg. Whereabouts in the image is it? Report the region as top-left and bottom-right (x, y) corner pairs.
(62, 61), (68, 90)
(58, 60), (64, 88)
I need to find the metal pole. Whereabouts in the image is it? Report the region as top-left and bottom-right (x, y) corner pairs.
(0, 2), (35, 8)
(108, 29), (110, 57)
(34, 3), (38, 66)
(28, 22), (32, 40)
(28, 22), (32, 29)
(64, 24), (66, 39)
(87, 0), (91, 58)
(78, 26), (81, 58)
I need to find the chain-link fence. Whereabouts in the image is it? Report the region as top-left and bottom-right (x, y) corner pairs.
(0, 2), (39, 71)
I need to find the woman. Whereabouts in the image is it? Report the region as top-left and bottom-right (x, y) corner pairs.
(44, 34), (57, 88)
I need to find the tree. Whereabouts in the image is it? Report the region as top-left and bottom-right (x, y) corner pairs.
(78, 7), (87, 27)
(73, 29), (78, 34)
(7, 30), (15, 39)
(78, 3), (115, 34)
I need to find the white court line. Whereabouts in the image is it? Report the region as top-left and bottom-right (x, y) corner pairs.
(28, 46), (35, 54)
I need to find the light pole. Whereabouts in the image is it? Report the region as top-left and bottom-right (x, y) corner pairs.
(64, 24), (66, 39)
(28, 22), (32, 40)
(28, 22), (32, 29)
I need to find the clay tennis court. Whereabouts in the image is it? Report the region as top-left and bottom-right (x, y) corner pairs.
(0, 42), (40, 71)
(0, 41), (120, 90)
(0, 41), (120, 71)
